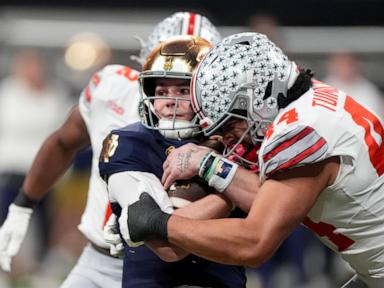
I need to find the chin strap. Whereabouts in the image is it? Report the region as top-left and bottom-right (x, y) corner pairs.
(158, 119), (199, 139)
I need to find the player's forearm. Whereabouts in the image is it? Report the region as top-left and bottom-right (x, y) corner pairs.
(145, 240), (189, 262)
(224, 167), (260, 213)
(22, 107), (90, 201)
(23, 131), (86, 200)
(167, 216), (271, 267)
(148, 194), (232, 262)
(173, 193), (232, 220)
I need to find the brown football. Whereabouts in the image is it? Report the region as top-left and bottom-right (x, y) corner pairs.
(167, 178), (213, 208)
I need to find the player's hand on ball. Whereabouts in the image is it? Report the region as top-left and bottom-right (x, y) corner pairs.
(167, 178), (212, 208)
(162, 143), (212, 190)
(126, 192), (171, 243)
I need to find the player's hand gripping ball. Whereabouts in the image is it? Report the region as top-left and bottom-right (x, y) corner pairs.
(167, 178), (213, 208)
(167, 139), (223, 208)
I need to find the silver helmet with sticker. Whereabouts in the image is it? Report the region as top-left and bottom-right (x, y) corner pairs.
(191, 32), (299, 142)
(133, 12), (222, 65)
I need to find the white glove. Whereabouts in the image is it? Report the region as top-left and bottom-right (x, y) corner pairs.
(103, 214), (124, 258)
(0, 204), (33, 271)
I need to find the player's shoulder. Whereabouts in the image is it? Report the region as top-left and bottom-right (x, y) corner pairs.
(98, 64), (139, 79)
(265, 81), (346, 142)
(108, 122), (160, 149)
(99, 123), (155, 176)
(95, 64), (139, 88)
(113, 122), (152, 137)
(260, 82), (343, 177)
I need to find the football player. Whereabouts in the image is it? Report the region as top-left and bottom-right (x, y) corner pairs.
(124, 32), (384, 288)
(0, 12), (222, 288)
(99, 35), (247, 287)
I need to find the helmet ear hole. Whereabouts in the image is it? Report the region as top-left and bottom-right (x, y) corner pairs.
(237, 41), (251, 45)
(263, 81), (272, 100)
(277, 92), (288, 109)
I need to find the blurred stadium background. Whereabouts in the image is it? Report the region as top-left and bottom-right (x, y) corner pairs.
(0, 1), (383, 287)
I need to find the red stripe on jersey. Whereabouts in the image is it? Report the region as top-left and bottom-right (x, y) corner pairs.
(303, 217), (355, 251)
(84, 86), (92, 103)
(263, 127), (314, 163)
(267, 137), (327, 177)
(92, 73), (101, 86)
(117, 66), (139, 81)
(345, 96), (384, 176)
(187, 13), (196, 35)
(102, 202), (113, 228)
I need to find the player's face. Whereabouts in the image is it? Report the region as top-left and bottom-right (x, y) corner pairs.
(153, 78), (194, 121)
(221, 119), (253, 148)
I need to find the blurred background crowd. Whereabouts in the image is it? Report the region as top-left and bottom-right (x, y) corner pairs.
(0, 1), (383, 287)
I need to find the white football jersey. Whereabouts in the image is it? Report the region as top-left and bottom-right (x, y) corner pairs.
(78, 64), (140, 248)
(259, 80), (384, 278)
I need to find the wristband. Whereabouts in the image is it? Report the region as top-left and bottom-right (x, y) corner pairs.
(14, 188), (39, 209)
(207, 157), (238, 192)
(198, 152), (217, 178)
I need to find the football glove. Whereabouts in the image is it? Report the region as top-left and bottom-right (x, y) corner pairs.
(126, 192), (171, 244)
(0, 204), (33, 271)
(103, 213), (124, 258)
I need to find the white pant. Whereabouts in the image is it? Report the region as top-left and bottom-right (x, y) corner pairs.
(60, 243), (123, 288)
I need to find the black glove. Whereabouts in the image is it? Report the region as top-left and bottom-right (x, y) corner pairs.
(128, 192), (171, 242)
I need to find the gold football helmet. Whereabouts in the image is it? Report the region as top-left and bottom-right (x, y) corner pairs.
(139, 35), (212, 139)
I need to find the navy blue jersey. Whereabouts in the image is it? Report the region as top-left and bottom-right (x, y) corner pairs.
(99, 122), (196, 180)
(99, 122), (246, 288)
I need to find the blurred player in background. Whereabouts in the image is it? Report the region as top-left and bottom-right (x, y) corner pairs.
(324, 51), (384, 118)
(99, 35), (247, 287)
(0, 12), (222, 288)
(0, 49), (73, 281)
(124, 32), (384, 288)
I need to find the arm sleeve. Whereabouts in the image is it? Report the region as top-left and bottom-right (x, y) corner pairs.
(108, 171), (174, 214)
(261, 125), (328, 178)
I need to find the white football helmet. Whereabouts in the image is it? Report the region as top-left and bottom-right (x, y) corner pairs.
(132, 12), (221, 65)
(191, 32), (299, 161)
(139, 35), (212, 139)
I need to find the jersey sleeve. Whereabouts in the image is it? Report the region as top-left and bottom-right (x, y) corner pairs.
(99, 129), (154, 180)
(78, 64), (139, 126)
(108, 171), (174, 214)
(78, 70), (102, 126)
(260, 125), (329, 178)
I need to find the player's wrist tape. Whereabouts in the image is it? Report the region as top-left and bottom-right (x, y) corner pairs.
(14, 188), (39, 208)
(198, 152), (216, 177)
(199, 152), (238, 192)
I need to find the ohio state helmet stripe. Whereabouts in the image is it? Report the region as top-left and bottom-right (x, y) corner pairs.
(187, 12), (196, 35)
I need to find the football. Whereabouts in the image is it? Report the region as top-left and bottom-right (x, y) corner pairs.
(167, 178), (213, 208)
(167, 139), (223, 208)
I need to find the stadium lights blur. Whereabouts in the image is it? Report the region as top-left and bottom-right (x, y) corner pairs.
(65, 33), (111, 71)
